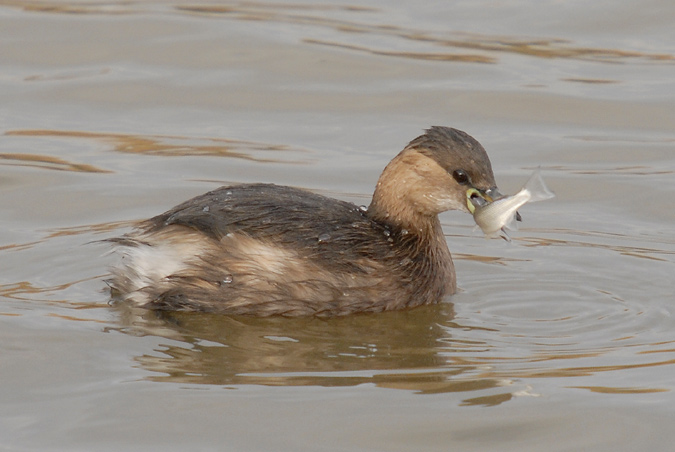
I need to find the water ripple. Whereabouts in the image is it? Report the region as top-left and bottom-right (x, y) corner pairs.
(4, 1), (672, 64)
(5, 129), (311, 164)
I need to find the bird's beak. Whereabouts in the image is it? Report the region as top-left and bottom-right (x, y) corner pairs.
(465, 186), (498, 214)
(484, 187), (503, 201)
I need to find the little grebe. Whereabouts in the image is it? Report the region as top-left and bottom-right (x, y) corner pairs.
(109, 126), (500, 316)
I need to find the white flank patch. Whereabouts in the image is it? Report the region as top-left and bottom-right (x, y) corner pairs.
(116, 232), (208, 297)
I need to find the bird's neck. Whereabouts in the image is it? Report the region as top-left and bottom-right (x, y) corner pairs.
(367, 150), (438, 236)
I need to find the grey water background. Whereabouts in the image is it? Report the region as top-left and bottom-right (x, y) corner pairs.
(1, 1), (674, 450)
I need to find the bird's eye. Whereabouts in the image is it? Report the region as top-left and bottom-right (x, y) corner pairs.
(452, 170), (470, 185)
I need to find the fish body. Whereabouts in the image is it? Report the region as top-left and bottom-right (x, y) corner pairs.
(473, 169), (554, 238)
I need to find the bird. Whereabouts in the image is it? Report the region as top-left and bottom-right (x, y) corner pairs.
(108, 126), (500, 317)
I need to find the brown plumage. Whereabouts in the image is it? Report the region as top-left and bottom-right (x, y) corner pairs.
(108, 126), (499, 317)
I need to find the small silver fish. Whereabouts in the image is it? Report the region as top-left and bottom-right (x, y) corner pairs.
(473, 169), (555, 239)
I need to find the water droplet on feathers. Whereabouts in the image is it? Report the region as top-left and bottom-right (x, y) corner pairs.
(318, 233), (331, 243)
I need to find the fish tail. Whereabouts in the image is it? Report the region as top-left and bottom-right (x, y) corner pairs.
(524, 168), (555, 203)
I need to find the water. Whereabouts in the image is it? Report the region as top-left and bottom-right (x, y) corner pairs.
(2, 1), (675, 450)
